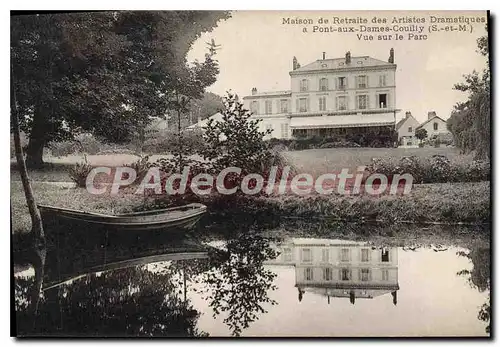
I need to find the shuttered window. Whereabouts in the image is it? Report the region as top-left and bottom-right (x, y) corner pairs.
(319, 97), (327, 111)
(265, 100), (272, 114)
(300, 79), (309, 92)
(319, 78), (328, 91)
(357, 75), (368, 89)
(357, 95), (369, 109)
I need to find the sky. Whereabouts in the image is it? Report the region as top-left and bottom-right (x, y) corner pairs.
(187, 10), (488, 124)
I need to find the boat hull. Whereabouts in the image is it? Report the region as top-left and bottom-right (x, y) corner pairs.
(38, 203), (207, 232)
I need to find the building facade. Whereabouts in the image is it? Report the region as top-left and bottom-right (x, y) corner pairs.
(396, 111), (421, 147)
(416, 111), (450, 138)
(243, 50), (399, 145)
(266, 239), (399, 305)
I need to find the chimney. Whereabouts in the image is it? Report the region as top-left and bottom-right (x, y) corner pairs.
(345, 51), (351, 64)
(322, 52), (326, 60)
(405, 111), (412, 119)
(427, 111), (436, 120)
(251, 87), (257, 95)
(388, 48), (394, 64)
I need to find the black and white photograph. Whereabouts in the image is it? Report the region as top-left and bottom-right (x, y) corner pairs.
(10, 10), (491, 338)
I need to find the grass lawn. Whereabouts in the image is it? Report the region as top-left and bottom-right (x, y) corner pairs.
(11, 147), (472, 182)
(10, 154), (203, 182)
(11, 146), (488, 234)
(266, 181), (490, 225)
(283, 146), (474, 176)
(11, 181), (146, 234)
(11, 177), (490, 234)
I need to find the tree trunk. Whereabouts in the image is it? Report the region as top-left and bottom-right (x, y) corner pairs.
(11, 66), (45, 244)
(25, 110), (46, 169)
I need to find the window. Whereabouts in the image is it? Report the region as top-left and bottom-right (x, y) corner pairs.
(337, 96), (347, 111)
(300, 79), (309, 92)
(357, 75), (367, 89)
(340, 248), (350, 262)
(433, 122), (438, 131)
(319, 97), (327, 111)
(251, 101), (259, 114)
(360, 268), (371, 282)
(378, 94), (387, 108)
(298, 98), (308, 112)
(265, 124), (273, 135)
(341, 268), (351, 281)
(319, 78), (328, 91)
(280, 123), (289, 138)
(280, 99), (289, 113)
(379, 74), (387, 87)
(283, 248), (292, 262)
(305, 267), (314, 281)
(357, 95), (368, 109)
(361, 249), (370, 262)
(381, 249), (390, 262)
(338, 77), (347, 90)
(408, 126), (413, 133)
(322, 249), (329, 263)
(382, 269), (389, 281)
(302, 248), (312, 263)
(265, 100), (272, 114)
(323, 268), (332, 281)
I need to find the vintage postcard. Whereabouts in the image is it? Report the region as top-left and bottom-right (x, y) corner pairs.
(11, 10), (490, 337)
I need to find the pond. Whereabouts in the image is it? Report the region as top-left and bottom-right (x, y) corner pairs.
(13, 223), (490, 337)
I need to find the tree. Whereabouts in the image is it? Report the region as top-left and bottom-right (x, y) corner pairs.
(15, 267), (208, 336)
(11, 62), (46, 317)
(447, 28), (490, 160)
(202, 93), (273, 179)
(11, 11), (231, 168)
(415, 128), (428, 143)
(188, 92), (224, 124)
(200, 230), (278, 336)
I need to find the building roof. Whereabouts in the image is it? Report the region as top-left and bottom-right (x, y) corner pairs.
(243, 90), (291, 100)
(416, 115), (447, 130)
(396, 113), (418, 131)
(290, 113), (395, 129)
(186, 112), (224, 130)
(291, 56), (395, 74)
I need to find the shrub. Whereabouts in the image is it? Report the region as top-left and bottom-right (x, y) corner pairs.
(424, 155), (451, 182)
(49, 133), (113, 157)
(320, 140), (361, 149)
(142, 129), (204, 155)
(68, 156), (93, 187)
(125, 156), (151, 183)
(201, 93), (274, 185)
(366, 155), (490, 184)
(97, 148), (138, 155)
(48, 140), (79, 157)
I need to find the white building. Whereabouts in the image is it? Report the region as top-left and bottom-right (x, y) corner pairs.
(416, 111), (450, 138)
(396, 111), (421, 147)
(265, 238), (399, 305)
(242, 50), (400, 146)
(186, 112), (224, 130)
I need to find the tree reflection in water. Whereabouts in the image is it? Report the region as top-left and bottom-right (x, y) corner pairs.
(14, 226), (280, 337)
(198, 230), (279, 336)
(457, 244), (490, 334)
(14, 265), (208, 337)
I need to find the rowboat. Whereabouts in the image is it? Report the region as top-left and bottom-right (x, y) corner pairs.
(37, 203), (207, 231)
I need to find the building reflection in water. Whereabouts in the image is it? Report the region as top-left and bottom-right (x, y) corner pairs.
(266, 239), (399, 305)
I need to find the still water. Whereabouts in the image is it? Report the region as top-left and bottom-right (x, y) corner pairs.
(13, 228), (490, 337)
